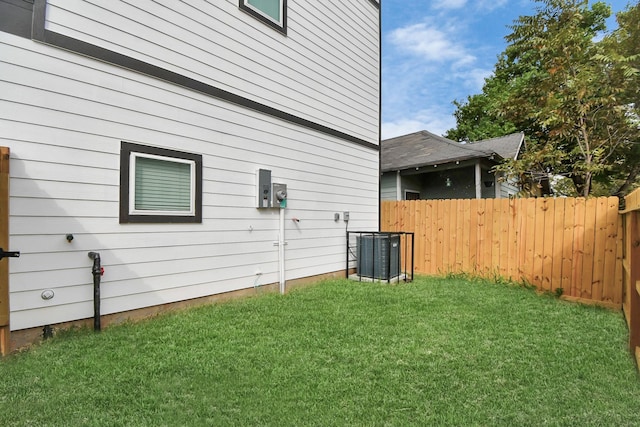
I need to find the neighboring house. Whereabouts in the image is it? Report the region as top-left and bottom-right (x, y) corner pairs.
(0, 0), (380, 351)
(381, 131), (524, 200)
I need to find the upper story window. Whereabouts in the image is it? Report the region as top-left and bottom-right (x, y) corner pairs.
(239, 0), (287, 34)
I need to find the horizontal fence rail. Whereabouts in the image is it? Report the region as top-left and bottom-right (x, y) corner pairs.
(381, 197), (623, 307)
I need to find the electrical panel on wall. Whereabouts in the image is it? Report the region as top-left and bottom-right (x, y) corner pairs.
(257, 169), (287, 209)
(257, 169), (272, 209)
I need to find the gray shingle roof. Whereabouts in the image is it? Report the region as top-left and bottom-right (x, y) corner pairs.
(466, 132), (524, 161)
(381, 130), (524, 172)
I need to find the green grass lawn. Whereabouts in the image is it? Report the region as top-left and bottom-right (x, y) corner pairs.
(2, 276), (640, 426)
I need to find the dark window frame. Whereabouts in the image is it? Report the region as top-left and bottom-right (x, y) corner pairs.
(404, 190), (420, 200)
(120, 142), (202, 223)
(239, 0), (287, 34)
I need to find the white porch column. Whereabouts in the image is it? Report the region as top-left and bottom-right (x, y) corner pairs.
(475, 162), (482, 199)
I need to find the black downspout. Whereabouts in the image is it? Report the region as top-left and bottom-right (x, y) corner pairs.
(88, 252), (102, 331)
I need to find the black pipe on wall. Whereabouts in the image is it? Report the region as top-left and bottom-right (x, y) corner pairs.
(87, 252), (102, 331)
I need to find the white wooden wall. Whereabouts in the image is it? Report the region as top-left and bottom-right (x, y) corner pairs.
(45, 0), (380, 143)
(0, 0), (379, 331)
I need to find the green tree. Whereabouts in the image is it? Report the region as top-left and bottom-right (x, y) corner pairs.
(444, 76), (516, 142)
(597, 2), (640, 195)
(448, 0), (640, 196)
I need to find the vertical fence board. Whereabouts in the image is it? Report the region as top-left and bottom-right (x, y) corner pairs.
(613, 214), (624, 305)
(488, 199), (496, 275)
(414, 201), (424, 273)
(550, 198), (565, 293)
(402, 201), (414, 274)
(455, 199), (465, 272)
(468, 199), (479, 273)
(491, 200), (502, 276)
(571, 199), (586, 298)
(603, 197), (620, 303)
(541, 199), (554, 291)
(506, 198), (517, 279)
(516, 199), (527, 281)
(407, 200), (416, 235)
(561, 198), (575, 294)
(435, 200), (444, 274)
(581, 198), (597, 299)
(532, 199), (546, 288)
(400, 200), (408, 233)
(444, 199), (454, 272)
(425, 201), (434, 273)
(430, 200), (439, 274)
(523, 198), (537, 285)
(591, 198), (608, 301)
(498, 200), (510, 277)
(623, 214), (631, 320)
(476, 199), (486, 274)
(440, 200), (448, 271)
(380, 201), (391, 231)
(461, 199), (471, 272)
(450, 199), (459, 272)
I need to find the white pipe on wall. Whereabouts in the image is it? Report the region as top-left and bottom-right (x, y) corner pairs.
(278, 207), (285, 294)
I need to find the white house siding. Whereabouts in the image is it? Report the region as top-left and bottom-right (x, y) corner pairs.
(44, 0), (380, 143)
(380, 174), (397, 201)
(1, 26), (379, 330)
(499, 179), (519, 198)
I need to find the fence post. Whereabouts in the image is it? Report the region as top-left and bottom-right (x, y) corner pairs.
(0, 147), (10, 355)
(627, 210), (640, 363)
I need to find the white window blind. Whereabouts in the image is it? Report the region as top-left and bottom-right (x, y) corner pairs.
(131, 154), (194, 214)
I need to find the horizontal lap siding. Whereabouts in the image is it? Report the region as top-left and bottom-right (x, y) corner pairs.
(379, 174), (396, 200)
(45, 0), (380, 143)
(1, 32), (379, 330)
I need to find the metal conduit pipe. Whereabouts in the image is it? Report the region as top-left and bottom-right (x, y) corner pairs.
(88, 252), (102, 331)
(278, 207), (285, 294)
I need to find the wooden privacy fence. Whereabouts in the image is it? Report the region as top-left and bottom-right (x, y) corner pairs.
(381, 197), (622, 307)
(620, 188), (640, 365)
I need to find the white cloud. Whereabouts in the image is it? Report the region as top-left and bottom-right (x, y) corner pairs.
(382, 9), (507, 142)
(432, 0), (467, 10)
(389, 22), (475, 64)
(382, 107), (456, 140)
(432, 0), (507, 12)
(454, 67), (493, 93)
(477, 0), (508, 11)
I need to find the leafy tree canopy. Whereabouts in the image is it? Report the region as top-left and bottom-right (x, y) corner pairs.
(446, 0), (640, 196)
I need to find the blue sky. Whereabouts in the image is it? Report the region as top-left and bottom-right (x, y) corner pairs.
(381, 0), (635, 140)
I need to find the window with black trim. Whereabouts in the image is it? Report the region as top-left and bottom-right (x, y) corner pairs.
(120, 142), (202, 223)
(405, 190), (420, 200)
(239, 0), (287, 34)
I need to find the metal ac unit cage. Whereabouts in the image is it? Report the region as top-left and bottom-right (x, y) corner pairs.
(356, 234), (400, 280)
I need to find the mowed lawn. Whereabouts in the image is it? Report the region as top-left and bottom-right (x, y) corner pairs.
(1, 276), (640, 426)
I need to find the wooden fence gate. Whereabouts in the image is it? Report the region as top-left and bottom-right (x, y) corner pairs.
(0, 147), (10, 355)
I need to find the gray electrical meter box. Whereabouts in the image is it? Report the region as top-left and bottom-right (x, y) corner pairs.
(272, 183), (287, 208)
(257, 169), (272, 209)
